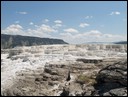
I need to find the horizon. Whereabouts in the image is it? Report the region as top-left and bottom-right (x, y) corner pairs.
(1, 1), (127, 44)
(2, 33), (127, 45)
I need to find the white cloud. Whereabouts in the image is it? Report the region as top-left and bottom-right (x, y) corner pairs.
(60, 30), (126, 44)
(60, 32), (72, 37)
(104, 34), (113, 38)
(52, 24), (62, 29)
(39, 24), (57, 33)
(17, 11), (28, 14)
(26, 24), (57, 37)
(87, 30), (102, 35)
(2, 24), (126, 44)
(55, 24), (62, 27)
(109, 11), (120, 15)
(84, 30), (103, 38)
(44, 19), (49, 23)
(63, 28), (78, 33)
(1, 24), (57, 38)
(2, 24), (24, 35)
(29, 22), (34, 25)
(34, 25), (39, 27)
(79, 23), (90, 28)
(85, 16), (93, 19)
(115, 12), (120, 15)
(54, 20), (62, 23)
(26, 28), (52, 38)
(15, 21), (20, 24)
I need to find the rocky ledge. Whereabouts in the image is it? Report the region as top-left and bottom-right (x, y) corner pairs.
(93, 59), (127, 96)
(1, 58), (127, 96)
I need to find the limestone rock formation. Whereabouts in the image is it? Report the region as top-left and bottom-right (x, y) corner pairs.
(94, 59), (127, 96)
(1, 44), (127, 96)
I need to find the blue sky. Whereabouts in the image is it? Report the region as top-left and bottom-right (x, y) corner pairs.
(1, 1), (127, 44)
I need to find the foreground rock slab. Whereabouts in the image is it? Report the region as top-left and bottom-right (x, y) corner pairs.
(94, 59), (127, 96)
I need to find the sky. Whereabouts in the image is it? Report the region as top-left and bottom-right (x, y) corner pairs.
(1, 1), (127, 44)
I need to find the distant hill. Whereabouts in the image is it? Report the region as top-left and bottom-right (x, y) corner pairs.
(1, 34), (68, 49)
(83, 42), (113, 44)
(114, 41), (127, 44)
(83, 41), (127, 44)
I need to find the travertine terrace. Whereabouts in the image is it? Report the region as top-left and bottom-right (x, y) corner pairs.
(1, 44), (127, 96)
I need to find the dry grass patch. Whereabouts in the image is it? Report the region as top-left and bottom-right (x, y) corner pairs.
(76, 74), (97, 86)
